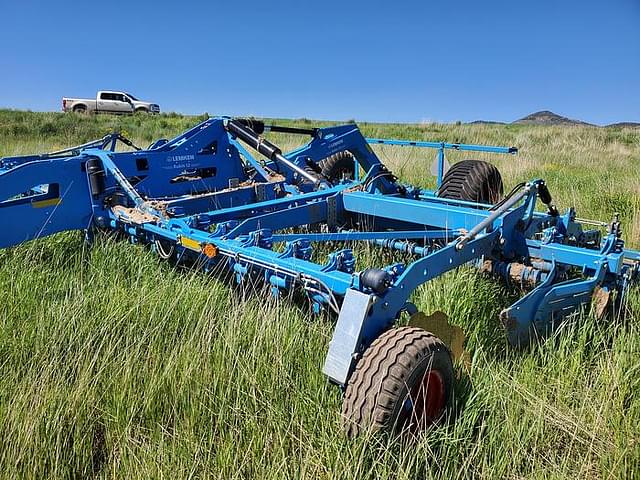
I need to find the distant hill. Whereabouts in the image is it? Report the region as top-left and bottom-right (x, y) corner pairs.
(467, 120), (507, 126)
(467, 110), (639, 128)
(606, 121), (640, 128)
(513, 110), (594, 126)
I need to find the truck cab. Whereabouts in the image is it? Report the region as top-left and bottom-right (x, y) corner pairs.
(97, 91), (135, 113)
(62, 91), (160, 114)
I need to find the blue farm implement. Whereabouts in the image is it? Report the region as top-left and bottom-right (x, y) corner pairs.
(1, 118), (638, 435)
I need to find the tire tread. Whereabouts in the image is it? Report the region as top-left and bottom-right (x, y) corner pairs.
(341, 326), (452, 437)
(437, 159), (503, 204)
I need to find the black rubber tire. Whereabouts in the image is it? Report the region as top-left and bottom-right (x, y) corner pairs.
(73, 105), (87, 114)
(437, 159), (503, 204)
(318, 150), (356, 183)
(341, 326), (454, 437)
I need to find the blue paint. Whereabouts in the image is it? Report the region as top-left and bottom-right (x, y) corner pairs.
(1, 117), (638, 388)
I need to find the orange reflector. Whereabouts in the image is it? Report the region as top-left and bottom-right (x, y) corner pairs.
(202, 243), (218, 258)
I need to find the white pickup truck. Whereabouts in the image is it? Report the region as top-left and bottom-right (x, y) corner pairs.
(62, 91), (160, 114)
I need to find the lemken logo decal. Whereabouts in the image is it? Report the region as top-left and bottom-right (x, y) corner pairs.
(167, 155), (195, 162)
(328, 139), (344, 153)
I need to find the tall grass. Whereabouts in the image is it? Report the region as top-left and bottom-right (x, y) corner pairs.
(0, 111), (638, 478)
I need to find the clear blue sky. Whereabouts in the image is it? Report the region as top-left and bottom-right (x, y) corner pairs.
(1, 0), (638, 124)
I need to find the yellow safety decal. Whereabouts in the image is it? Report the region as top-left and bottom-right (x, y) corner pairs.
(179, 236), (201, 252)
(32, 198), (62, 208)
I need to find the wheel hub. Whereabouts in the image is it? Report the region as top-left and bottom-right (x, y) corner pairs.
(402, 369), (446, 430)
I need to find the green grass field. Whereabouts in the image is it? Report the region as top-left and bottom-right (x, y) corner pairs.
(0, 110), (639, 479)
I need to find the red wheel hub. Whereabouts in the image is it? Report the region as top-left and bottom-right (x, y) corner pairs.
(401, 369), (446, 430)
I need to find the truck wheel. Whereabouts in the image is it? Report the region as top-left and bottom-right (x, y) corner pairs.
(73, 105), (87, 114)
(135, 108), (149, 114)
(341, 326), (454, 437)
(437, 159), (503, 204)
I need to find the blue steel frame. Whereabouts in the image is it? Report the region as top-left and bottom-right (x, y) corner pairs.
(1, 117), (638, 388)
(365, 137), (518, 186)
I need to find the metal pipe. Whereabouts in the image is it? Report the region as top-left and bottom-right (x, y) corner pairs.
(264, 125), (318, 137)
(456, 184), (531, 250)
(46, 138), (107, 156)
(270, 229), (459, 244)
(476, 258), (548, 289)
(94, 152), (145, 207)
(437, 146), (445, 187)
(575, 217), (609, 227)
(366, 137), (518, 155)
(225, 119), (321, 186)
(370, 238), (430, 256)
